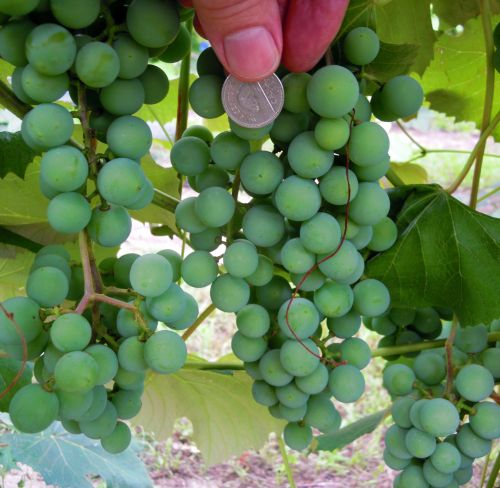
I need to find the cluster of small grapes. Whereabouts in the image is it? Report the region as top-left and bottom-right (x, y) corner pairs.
(168, 27), (425, 450)
(0, 0), (202, 453)
(382, 322), (500, 487)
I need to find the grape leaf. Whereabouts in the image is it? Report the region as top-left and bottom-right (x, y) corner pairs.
(0, 132), (38, 179)
(365, 42), (420, 82)
(0, 423), (152, 488)
(0, 358), (32, 412)
(0, 248), (35, 300)
(421, 16), (500, 140)
(389, 162), (428, 184)
(134, 368), (284, 466)
(0, 59), (13, 84)
(336, 0), (377, 39)
(433, 0), (500, 27)
(315, 409), (388, 451)
(366, 184), (500, 326)
(0, 227), (42, 253)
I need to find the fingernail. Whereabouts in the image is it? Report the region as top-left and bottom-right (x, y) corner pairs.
(224, 26), (280, 81)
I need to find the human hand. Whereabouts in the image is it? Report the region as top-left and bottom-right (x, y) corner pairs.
(180, 0), (350, 82)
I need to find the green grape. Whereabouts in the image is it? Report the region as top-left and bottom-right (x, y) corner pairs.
(246, 254), (274, 286)
(419, 399), (460, 438)
(327, 311), (361, 338)
(171, 136), (210, 176)
(111, 389), (142, 419)
(47, 192), (91, 234)
(288, 131), (333, 178)
(306, 65), (359, 118)
(280, 339), (320, 377)
(409, 399), (427, 431)
(20, 64), (68, 103)
(456, 364), (494, 402)
(196, 46), (224, 77)
(57, 389), (94, 421)
(117, 301), (157, 338)
(127, 178), (154, 210)
(146, 283), (187, 322)
(319, 166), (359, 205)
(280, 238), (315, 274)
(304, 395), (341, 434)
(295, 363), (329, 394)
(454, 466), (472, 484)
(383, 364), (415, 396)
(352, 94), (372, 122)
(181, 251), (218, 288)
(255, 276), (292, 310)
(43, 342), (64, 373)
(343, 27), (380, 66)
(240, 151), (284, 195)
(3, 329), (48, 361)
(189, 75), (224, 118)
(9, 384), (59, 433)
(11, 67), (36, 105)
(36, 244), (70, 261)
(26, 266), (68, 307)
(329, 364), (365, 403)
(97, 158), (147, 207)
(370, 89), (398, 122)
(113, 35), (149, 80)
(299, 212), (341, 255)
(50, 0), (100, 28)
(40, 146), (88, 193)
(400, 465), (429, 488)
(126, 0), (179, 48)
(73, 385), (107, 423)
(413, 308), (442, 336)
(87, 205), (132, 247)
(101, 421), (131, 454)
(283, 422), (312, 450)
(278, 403), (306, 421)
(423, 458), (453, 487)
(106, 115), (152, 160)
(229, 118), (274, 141)
(189, 228), (223, 252)
(62, 419), (81, 434)
(75, 41), (119, 88)
(114, 368), (145, 391)
(129, 253), (173, 297)
(385, 424), (413, 460)
(22, 103), (74, 150)
(469, 402), (500, 441)
(144, 330), (187, 374)
(55, 351), (99, 393)
(242, 205), (285, 247)
(223, 239), (259, 278)
(276, 383), (309, 409)
(245, 361), (264, 380)
(383, 449), (411, 471)
(0, 19), (34, 67)
(85, 344), (118, 385)
(313, 281), (353, 318)
(210, 131), (250, 171)
(339, 337), (371, 369)
(252, 381), (278, 407)
(195, 165), (230, 191)
(380, 75), (424, 119)
(277, 298), (320, 339)
(349, 122), (389, 167)
(282, 72), (311, 113)
(0, 296), (42, 344)
(79, 401), (117, 439)
(50, 313), (91, 353)
(405, 427), (437, 459)
(353, 279), (390, 317)
(430, 442), (462, 475)
(99, 79), (145, 116)
(159, 24), (191, 62)
(371, 316), (397, 335)
(392, 396), (416, 429)
(117, 336), (147, 373)
(236, 304), (270, 338)
(413, 352), (446, 385)
(270, 110), (310, 143)
(259, 349), (293, 387)
(456, 424), (491, 459)
(352, 157), (390, 182)
(317, 240), (359, 282)
(195, 187), (235, 227)
(314, 118), (350, 151)
(210, 274), (250, 312)
(182, 125), (214, 143)
(480, 348), (500, 378)
(232, 332), (268, 362)
(26, 23), (76, 76)
(349, 224), (373, 250)
(368, 217), (398, 252)
(455, 324), (488, 353)
(275, 176), (321, 221)
(157, 249), (183, 281)
(175, 197), (208, 233)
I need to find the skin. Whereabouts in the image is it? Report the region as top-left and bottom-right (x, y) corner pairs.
(181, 0), (350, 81)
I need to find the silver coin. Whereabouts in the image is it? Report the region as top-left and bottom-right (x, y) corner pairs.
(221, 74), (284, 129)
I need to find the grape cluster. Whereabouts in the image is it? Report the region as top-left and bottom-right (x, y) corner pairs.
(0, 0), (200, 453)
(382, 322), (500, 487)
(168, 27), (424, 450)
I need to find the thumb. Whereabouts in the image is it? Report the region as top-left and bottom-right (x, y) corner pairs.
(192, 0), (282, 82)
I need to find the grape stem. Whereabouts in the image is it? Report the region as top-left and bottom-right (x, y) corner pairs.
(277, 435), (297, 488)
(486, 451), (500, 488)
(444, 316), (458, 399)
(181, 303), (216, 341)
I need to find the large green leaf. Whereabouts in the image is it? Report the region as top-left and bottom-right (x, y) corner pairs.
(315, 409), (388, 451)
(336, 0), (377, 38)
(365, 42), (420, 82)
(0, 358), (32, 412)
(0, 132), (38, 179)
(134, 368), (284, 466)
(433, 0), (500, 27)
(366, 185), (500, 326)
(0, 248), (34, 300)
(0, 423), (152, 488)
(421, 16), (500, 140)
